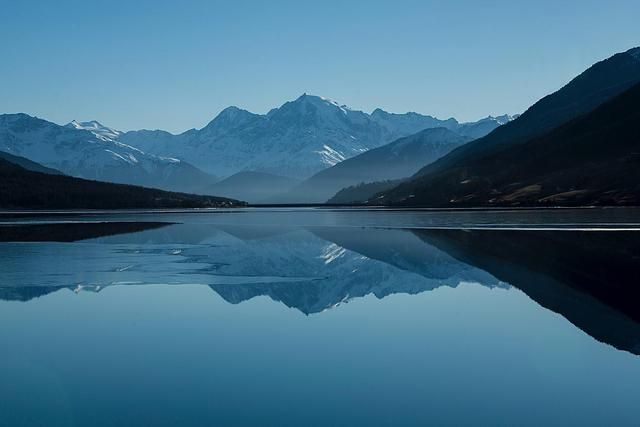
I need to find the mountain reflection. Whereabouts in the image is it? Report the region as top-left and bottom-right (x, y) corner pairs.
(0, 221), (171, 242)
(412, 229), (640, 355)
(210, 226), (501, 314)
(0, 220), (639, 354)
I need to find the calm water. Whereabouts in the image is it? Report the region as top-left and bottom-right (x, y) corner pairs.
(1, 208), (640, 426)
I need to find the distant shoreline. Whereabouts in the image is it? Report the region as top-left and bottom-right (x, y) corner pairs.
(0, 205), (638, 222)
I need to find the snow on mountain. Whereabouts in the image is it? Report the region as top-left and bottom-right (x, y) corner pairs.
(1, 96), (516, 196)
(370, 108), (460, 137)
(120, 94), (513, 179)
(0, 113), (217, 193)
(66, 120), (123, 141)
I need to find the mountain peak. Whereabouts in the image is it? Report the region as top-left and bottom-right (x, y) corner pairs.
(67, 119), (106, 129)
(0, 113), (36, 124)
(473, 114), (517, 125)
(65, 120), (122, 140)
(215, 106), (247, 119)
(204, 106), (258, 131)
(291, 93), (352, 111)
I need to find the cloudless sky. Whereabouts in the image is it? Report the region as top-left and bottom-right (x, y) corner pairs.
(1, 0), (639, 133)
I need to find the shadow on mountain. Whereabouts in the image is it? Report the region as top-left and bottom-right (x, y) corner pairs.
(0, 221), (172, 242)
(413, 229), (640, 355)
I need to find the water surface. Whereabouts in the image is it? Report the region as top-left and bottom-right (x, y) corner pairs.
(1, 208), (639, 426)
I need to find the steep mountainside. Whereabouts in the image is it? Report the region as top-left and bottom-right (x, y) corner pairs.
(0, 114), (217, 193)
(373, 46), (640, 206)
(0, 159), (242, 209)
(417, 47), (640, 179)
(375, 81), (640, 207)
(272, 127), (471, 203)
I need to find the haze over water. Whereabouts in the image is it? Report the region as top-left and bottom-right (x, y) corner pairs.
(1, 208), (640, 426)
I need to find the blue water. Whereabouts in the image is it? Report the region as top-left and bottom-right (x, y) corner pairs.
(1, 208), (639, 426)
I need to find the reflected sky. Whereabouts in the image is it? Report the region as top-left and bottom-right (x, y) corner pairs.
(1, 209), (639, 426)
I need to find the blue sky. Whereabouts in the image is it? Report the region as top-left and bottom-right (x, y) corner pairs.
(1, 0), (639, 133)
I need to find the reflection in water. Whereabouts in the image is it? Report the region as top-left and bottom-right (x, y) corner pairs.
(0, 221), (171, 242)
(414, 229), (640, 355)
(1, 211), (640, 426)
(0, 217), (639, 355)
(209, 225), (502, 314)
(0, 223), (502, 312)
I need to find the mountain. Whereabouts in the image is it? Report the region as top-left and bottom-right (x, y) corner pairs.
(120, 94), (512, 180)
(271, 127), (471, 203)
(370, 109), (515, 140)
(0, 150), (63, 175)
(369, 108), (459, 136)
(372, 46), (640, 206)
(375, 80), (640, 206)
(0, 114), (218, 194)
(208, 171), (300, 203)
(0, 158), (243, 209)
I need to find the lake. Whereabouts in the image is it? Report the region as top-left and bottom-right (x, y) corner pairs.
(1, 208), (639, 426)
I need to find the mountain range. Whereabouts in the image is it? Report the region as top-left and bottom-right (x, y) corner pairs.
(117, 94), (512, 180)
(2, 46), (639, 207)
(0, 114), (218, 194)
(0, 96), (512, 204)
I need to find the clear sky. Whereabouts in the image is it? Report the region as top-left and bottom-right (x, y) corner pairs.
(1, 0), (639, 133)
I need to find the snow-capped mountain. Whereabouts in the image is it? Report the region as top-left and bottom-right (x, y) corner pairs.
(0, 96), (514, 197)
(120, 94), (392, 178)
(66, 120), (123, 141)
(0, 113), (217, 193)
(120, 94), (515, 179)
